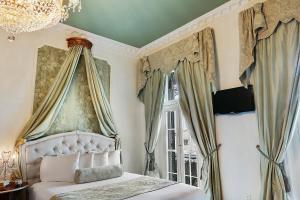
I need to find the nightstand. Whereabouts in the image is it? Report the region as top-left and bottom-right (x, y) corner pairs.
(0, 182), (28, 200)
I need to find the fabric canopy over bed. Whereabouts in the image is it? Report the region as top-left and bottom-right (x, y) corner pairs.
(16, 37), (119, 149)
(33, 45), (111, 135)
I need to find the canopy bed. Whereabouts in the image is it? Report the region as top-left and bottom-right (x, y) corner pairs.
(15, 37), (207, 200)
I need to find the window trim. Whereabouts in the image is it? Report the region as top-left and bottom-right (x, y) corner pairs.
(162, 74), (201, 186)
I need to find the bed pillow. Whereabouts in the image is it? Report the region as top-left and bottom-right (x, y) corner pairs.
(108, 150), (121, 165)
(40, 153), (80, 182)
(74, 165), (123, 184)
(79, 153), (94, 169)
(93, 151), (108, 167)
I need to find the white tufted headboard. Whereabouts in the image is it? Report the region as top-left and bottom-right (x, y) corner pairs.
(19, 131), (115, 185)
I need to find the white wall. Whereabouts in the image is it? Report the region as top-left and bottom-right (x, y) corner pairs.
(144, 1), (263, 200)
(0, 1), (266, 199)
(0, 24), (145, 174)
(212, 10), (260, 200)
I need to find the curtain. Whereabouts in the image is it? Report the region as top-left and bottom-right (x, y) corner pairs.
(83, 48), (119, 148)
(286, 123), (300, 200)
(16, 46), (83, 146)
(138, 69), (166, 177)
(239, 1), (300, 85)
(16, 45), (119, 149)
(137, 28), (216, 96)
(251, 20), (300, 200)
(175, 59), (222, 200)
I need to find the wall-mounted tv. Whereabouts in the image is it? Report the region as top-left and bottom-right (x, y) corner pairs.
(213, 86), (255, 114)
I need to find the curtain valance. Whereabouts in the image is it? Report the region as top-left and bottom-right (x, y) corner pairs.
(137, 28), (216, 96)
(239, 0), (300, 85)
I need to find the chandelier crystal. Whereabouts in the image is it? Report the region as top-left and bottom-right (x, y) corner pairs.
(0, 0), (81, 40)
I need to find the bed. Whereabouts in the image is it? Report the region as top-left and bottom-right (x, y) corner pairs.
(19, 131), (207, 200)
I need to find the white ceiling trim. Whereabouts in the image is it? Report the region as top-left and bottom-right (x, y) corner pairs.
(138, 0), (264, 57)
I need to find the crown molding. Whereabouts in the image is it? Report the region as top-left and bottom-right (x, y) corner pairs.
(137, 0), (264, 57)
(58, 23), (140, 59)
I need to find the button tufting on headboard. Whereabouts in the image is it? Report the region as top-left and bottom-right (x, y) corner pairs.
(19, 131), (116, 185)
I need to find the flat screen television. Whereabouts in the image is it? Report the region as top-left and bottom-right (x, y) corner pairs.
(213, 85), (255, 114)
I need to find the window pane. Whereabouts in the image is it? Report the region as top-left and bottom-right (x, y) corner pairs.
(168, 151), (177, 173)
(168, 130), (176, 150)
(169, 173), (177, 182)
(167, 111), (175, 129)
(192, 177), (198, 187)
(167, 73), (179, 101)
(182, 120), (200, 184)
(185, 176), (190, 185)
(184, 155), (190, 175)
(191, 156), (198, 177)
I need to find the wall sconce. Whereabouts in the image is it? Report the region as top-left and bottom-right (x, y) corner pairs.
(0, 151), (16, 186)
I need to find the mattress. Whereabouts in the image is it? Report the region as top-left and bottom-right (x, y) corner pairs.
(29, 172), (207, 200)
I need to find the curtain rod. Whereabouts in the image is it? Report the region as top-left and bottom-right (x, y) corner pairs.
(66, 37), (93, 49)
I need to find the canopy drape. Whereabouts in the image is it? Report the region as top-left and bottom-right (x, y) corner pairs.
(16, 40), (118, 148)
(239, 1), (300, 199)
(175, 59), (222, 200)
(16, 46), (82, 146)
(138, 28), (222, 199)
(138, 69), (166, 177)
(83, 48), (119, 147)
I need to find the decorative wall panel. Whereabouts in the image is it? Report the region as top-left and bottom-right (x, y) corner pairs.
(33, 45), (110, 134)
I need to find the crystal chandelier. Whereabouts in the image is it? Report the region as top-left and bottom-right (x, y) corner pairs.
(0, 0), (81, 41)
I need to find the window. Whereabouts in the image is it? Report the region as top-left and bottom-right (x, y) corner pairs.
(163, 73), (201, 187)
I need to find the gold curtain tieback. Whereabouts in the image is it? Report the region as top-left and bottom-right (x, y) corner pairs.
(256, 145), (280, 166)
(200, 144), (222, 180)
(144, 143), (156, 172)
(144, 143), (153, 155)
(203, 144), (222, 160)
(113, 135), (121, 150)
(256, 145), (291, 192)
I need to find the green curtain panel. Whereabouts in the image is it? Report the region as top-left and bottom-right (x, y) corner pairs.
(16, 45), (118, 148)
(33, 46), (111, 135)
(16, 46), (83, 146)
(83, 48), (119, 147)
(138, 69), (166, 177)
(251, 20), (300, 200)
(175, 59), (222, 200)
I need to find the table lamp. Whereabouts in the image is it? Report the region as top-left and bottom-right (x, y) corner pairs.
(0, 151), (16, 186)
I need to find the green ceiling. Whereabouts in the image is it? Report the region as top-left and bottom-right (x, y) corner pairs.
(65, 0), (229, 48)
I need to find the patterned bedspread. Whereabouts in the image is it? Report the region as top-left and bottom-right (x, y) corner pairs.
(50, 176), (177, 200)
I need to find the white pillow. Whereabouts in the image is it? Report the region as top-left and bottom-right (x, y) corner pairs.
(108, 150), (121, 165)
(93, 151), (108, 167)
(79, 153), (94, 169)
(40, 153), (80, 182)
